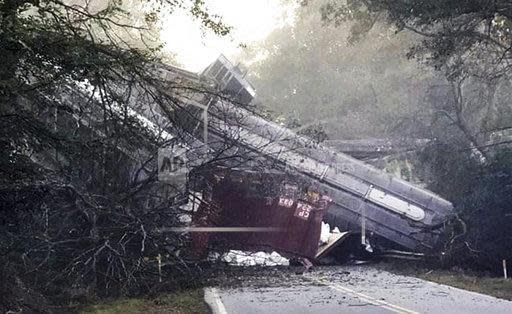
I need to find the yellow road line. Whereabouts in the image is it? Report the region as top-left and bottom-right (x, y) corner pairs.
(307, 277), (420, 314)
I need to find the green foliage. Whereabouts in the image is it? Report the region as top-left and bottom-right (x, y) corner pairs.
(321, 0), (512, 77)
(190, 0), (231, 36)
(417, 144), (512, 273)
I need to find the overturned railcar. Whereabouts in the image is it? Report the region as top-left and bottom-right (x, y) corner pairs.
(156, 56), (454, 253)
(206, 102), (452, 252)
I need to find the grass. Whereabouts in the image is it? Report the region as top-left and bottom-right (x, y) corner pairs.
(419, 270), (512, 301)
(79, 289), (208, 314)
(378, 261), (512, 301)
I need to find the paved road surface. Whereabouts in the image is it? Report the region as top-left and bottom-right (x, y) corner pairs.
(205, 266), (512, 314)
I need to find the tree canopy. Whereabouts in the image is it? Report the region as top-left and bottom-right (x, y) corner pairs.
(318, 0), (512, 152)
(321, 0), (512, 77)
(240, 0), (437, 140)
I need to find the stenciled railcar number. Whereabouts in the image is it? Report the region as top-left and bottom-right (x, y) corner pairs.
(294, 202), (312, 220)
(278, 197), (294, 208)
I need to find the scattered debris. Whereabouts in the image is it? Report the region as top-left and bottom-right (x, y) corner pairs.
(178, 192), (203, 223)
(320, 222), (331, 244)
(213, 250), (290, 267)
(319, 222), (344, 245)
(316, 223), (351, 260)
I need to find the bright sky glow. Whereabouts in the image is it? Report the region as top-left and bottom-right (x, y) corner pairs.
(161, 0), (297, 72)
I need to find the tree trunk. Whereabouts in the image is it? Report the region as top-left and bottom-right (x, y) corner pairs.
(451, 80), (490, 161)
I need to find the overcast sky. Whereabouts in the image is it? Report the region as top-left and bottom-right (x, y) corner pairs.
(160, 0), (297, 72)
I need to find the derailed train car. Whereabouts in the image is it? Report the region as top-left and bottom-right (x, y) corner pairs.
(190, 169), (335, 260)
(208, 102), (452, 252)
(156, 56), (454, 255)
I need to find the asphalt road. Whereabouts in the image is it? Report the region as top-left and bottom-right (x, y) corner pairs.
(205, 265), (512, 314)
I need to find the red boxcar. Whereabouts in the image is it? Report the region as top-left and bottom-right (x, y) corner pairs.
(191, 169), (332, 259)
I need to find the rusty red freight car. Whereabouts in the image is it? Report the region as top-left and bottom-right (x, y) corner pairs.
(191, 169), (333, 259)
